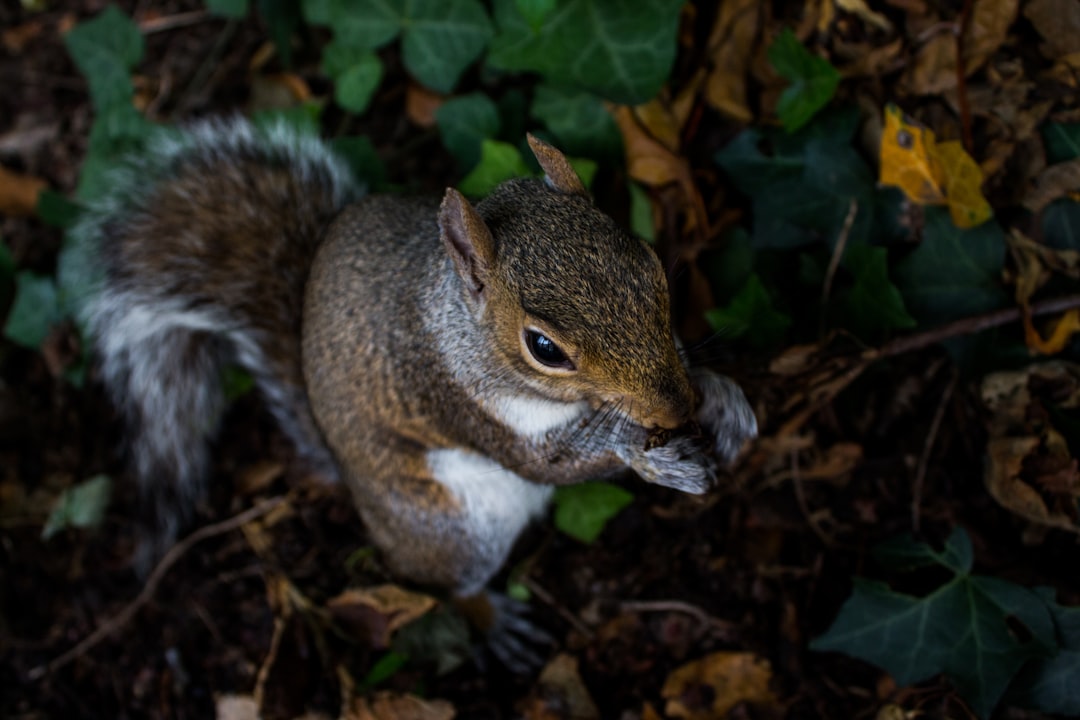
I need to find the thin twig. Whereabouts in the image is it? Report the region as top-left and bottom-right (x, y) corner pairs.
(869, 294), (1080, 361)
(138, 10), (211, 34)
(912, 370), (957, 532)
(820, 199), (859, 327)
(521, 576), (593, 639)
(620, 599), (738, 639)
(791, 447), (834, 546)
(28, 497), (286, 680)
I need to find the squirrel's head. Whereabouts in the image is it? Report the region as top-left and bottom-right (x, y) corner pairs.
(438, 135), (694, 431)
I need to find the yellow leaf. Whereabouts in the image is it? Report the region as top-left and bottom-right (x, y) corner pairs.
(662, 651), (777, 719)
(933, 141), (993, 228)
(1024, 309), (1080, 355)
(879, 104), (946, 205)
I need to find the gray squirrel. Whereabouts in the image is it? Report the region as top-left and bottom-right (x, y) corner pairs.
(74, 117), (757, 655)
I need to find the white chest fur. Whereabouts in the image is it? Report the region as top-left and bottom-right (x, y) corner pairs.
(488, 394), (588, 438)
(426, 448), (553, 551)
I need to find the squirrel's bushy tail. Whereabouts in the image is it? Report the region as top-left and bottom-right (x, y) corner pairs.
(72, 117), (362, 567)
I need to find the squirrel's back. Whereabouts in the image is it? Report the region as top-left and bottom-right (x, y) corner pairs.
(75, 118), (362, 559)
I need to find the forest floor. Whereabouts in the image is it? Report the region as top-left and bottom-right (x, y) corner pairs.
(2, 1), (1079, 719)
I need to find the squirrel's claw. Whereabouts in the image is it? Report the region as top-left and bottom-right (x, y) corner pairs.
(622, 436), (717, 494)
(481, 592), (553, 674)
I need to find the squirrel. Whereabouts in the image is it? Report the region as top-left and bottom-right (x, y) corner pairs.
(73, 117), (757, 661)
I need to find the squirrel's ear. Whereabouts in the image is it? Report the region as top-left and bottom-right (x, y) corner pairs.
(527, 133), (586, 196)
(439, 188), (495, 302)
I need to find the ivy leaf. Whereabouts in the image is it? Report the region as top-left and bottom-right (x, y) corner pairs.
(515, 0), (556, 29)
(1042, 199), (1080, 250)
(206, 0), (249, 18)
(767, 28), (840, 133)
(435, 93), (501, 169)
(1042, 122), (1080, 163)
(330, 135), (387, 188)
(41, 475), (113, 540)
(894, 207), (1009, 324)
(36, 190), (83, 230)
(840, 243), (916, 335)
(488, 0), (683, 105)
(4, 271), (61, 349)
(323, 42), (383, 113)
(629, 182), (655, 244)
(553, 482), (634, 543)
(706, 273), (791, 348)
(458, 139), (532, 197)
(1011, 602), (1080, 715)
(873, 527), (973, 574)
(63, 6), (144, 113)
(812, 529), (1056, 719)
(402, 0), (493, 93)
(316, 0), (492, 93)
(530, 85), (622, 161)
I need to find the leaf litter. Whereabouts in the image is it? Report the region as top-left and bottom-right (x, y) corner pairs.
(2, 1), (1080, 719)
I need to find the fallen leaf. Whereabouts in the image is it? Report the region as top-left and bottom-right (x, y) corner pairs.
(837, 0), (893, 32)
(1023, 158), (1080, 213)
(981, 362), (1080, 533)
(662, 651), (777, 720)
(935, 140), (993, 227)
(0, 165), (47, 217)
(521, 654), (600, 720)
(703, 0), (761, 123)
(1025, 309), (1080, 355)
(216, 695), (259, 720)
(963, 0), (1018, 73)
(406, 83), (444, 128)
(2, 20), (44, 53)
(235, 460), (285, 496)
(348, 692), (455, 720)
(328, 585), (437, 648)
(879, 106), (992, 227)
(904, 32), (956, 96)
(1024, 0), (1080, 59)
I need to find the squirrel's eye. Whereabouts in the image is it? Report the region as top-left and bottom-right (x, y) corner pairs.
(525, 330), (572, 369)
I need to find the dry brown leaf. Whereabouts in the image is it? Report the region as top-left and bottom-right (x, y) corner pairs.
(327, 585), (437, 648)
(249, 73), (311, 113)
(215, 695), (259, 720)
(406, 84), (444, 128)
(662, 651), (777, 720)
(981, 363), (1080, 534)
(1024, 0), (1080, 59)
(1025, 309), (1080, 354)
(0, 164), (47, 217)
(904, 33), (957, 96)
(348, 692), (455, 720)
(963, 0), (1018, 73)
(837, 0), (893, 32)
(837, 37), (904, 78)
(703, 0), (761, 123)
(641, 702), (663, 720)
(1022, 158), (1080, 213)
(1045, 52), (1080, 87)
(520, 653), (600, 720)
(2, 20), (44, 53)
(235, 460), (285, 496)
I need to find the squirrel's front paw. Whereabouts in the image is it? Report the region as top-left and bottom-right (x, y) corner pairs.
(692, 369), (757, 465)
(622, 435), (717, 495)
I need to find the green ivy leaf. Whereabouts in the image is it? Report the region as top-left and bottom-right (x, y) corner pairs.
(358, 650), (409, 691)
(401, 0), (493, 93)
(705, 273), (791, 348)
(812, 529), (1056, 719)
(36, 191), (83, 229)
(1041, 122), (1080, 163)
(567, 156), (596, 189)
(458, 139), (531, 196)
(206, 0), (249, 18)
(63, 6), (144, 113)
(1011, 602), (1080, 715)
(1042, 199), (1080, 250)
(514, 0), (556, 29)
(488, 0), (683, 105)
(316, 0), (491, 93)
(767, 28), (840, 133)
(894, 207), (1009, 324)
(330, 135), (387, 188)
(840, 243), (916, 335)
(629, 182), (655, 244)
(257, 0), (302, 66)
(435, 93), (501, 169)
(4, 271), (61, 349)
(41, 475), (113, 540)
(530, 85), (622, 161)
(553, 482), (634, 544)
(334, 52), (384, 113)
(873, 527), (973, 574)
